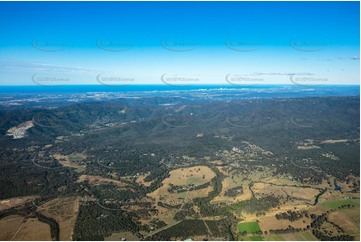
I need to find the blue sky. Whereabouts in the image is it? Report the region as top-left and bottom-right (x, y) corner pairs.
(0, 1), (359, 86)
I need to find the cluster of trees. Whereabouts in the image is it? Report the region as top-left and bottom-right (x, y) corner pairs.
(345, 177), (359, 193)
(173, 208), (196, 221)
(239, 230), (262, 236)
(337, 204), (355, 209)
(87, 183), (142, 204)
(144, 165), (168, 182)
(328, 220), (345, 234)
(157, 201), (181, 209)
(149, 219), (167, 230)
(142, 170), (171, 194)
(193, 166), (224, 216)
(274, 162), (324, 185)
(224, 185), (243, 197)
(148, 219), (209, 240)
(0, 146), (79, 200)
(310, 212), (328, 229)
(226, 195), (281, 214)
(308, 210), (354, 241)
(73, 202), (140, 240)
(269, 226), (303, 234)
(168, 181), (211, 194)
(167, 184), (188, 193)
(275, 210), (307, 222)
(255, 211), (267, 216)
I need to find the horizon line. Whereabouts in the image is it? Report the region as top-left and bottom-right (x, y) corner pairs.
(0, 83), (360, 87)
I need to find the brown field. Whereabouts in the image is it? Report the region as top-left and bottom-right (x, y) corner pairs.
(179, 186), (214, 201)
(211, 176), (252, 204)
(77, 175), (128, 188)
(0, 215), (25, 240)
(264, 231), (317, 240)
(261, 177), (303, 187)
(105, 231), (140, 241)
(147, 206), (177, 225)
(259, 215), (312, 231)
(0, 215), (51, 241)
(136, 173), (153, 187)
(328, 207), (360, 239)
(37, 196), (80, 240)
(242, 181), (327, 223)
(212, 165), (266, 204)
(166, 166), (216, 186)
(147, 166), (215, 223)
(253, 183), (319, 202)
(278, 185), (318, 201)
(307, 206), (328, 217)
(148, 166), (215, 205)
(54, 153), (86, 172)
(280, 231), (317, 241)
(320, 221), (339, 235)
(252, 182), (285, 198)
(0, 195), (39, 211)
(242, 204), (310, 223)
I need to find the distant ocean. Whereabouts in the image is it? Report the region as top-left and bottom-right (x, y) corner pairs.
(0, 84), (295, 93)
(0, 84), (359, 95)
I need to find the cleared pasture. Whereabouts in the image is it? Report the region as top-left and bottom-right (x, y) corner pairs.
(320, 199), (359, 209)
(328, 207), (360, 240)
(238, 221), (261, 234)
(0, 215), (51, 241)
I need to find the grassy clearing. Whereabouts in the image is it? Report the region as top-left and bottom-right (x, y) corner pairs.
(148, 166), (215, 205)
(328, 206), (359, 239)
(0, 215), (52, 240)
(54, 153), (86, 172)
(238, 221), (261, 234)
(320, 199), (358, 209)
(258, 214), (311, 231)
(146, 166), (216, 223)
(245, 235), (263, 241)
(212, 175), (253, 204)
(166, 166), (216, 186)
(77, 175), (128, 188)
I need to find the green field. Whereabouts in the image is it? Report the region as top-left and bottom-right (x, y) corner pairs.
(241, 236), (263, 241)
(238, 222), (261, 234)
(68, 154), (86, 162)
(320, 199), (358, 209)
